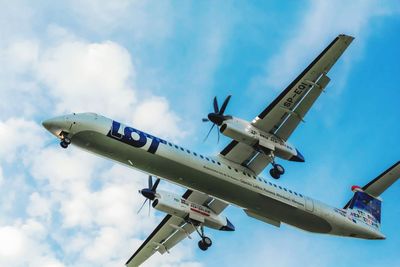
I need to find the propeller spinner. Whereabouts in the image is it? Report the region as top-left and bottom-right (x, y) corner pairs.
(202, 95), (232, 142)
(137, 175), (160, 215)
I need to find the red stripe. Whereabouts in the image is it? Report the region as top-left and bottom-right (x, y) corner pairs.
(190, 208), (210, 217)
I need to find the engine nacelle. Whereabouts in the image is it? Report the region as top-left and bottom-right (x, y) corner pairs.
(220, 118), (297, 160)
(152, 191), (234, 231)
(220, 119), (258, 146)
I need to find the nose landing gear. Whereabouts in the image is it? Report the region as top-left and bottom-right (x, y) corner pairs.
(60, 135), (71, 149)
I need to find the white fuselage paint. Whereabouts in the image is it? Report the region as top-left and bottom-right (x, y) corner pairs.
(43, 113), (385, 240)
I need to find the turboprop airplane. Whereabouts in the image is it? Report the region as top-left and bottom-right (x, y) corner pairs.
(42, 34), (400, 266)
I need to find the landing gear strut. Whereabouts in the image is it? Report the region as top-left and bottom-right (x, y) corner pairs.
(191, 223), (212, 251)
(60, 136), (71, 149)
(268, 152), (285, 179)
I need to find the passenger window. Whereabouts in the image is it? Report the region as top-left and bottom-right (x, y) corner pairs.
(211, 160), (216, 164)
(217, 162), (221, 165)
(194, 152), (197, 156)
(283, 188), (287, 192)
(200, 155), (204, 159)
(168, 142), (173, 146)
(180, 147), (184, 151)
(278, 186), (282, 189)
(205, 157), (210, 161)
(174, 145), (179, 149)
(289, 190), (292, 194)
(294, 192), (298, 196)
(228, 166), (232, 169)
(299, 194), (303, 198)
(273, 184), (277, 187)
(186, 149), (190, 154)
(234, 169), (238, 172)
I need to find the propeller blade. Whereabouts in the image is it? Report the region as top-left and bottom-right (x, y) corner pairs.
(219, 95), (231, 115)
(202, 118), (209, 122)
(148, 175), (153, 189)
(151, 178), (161, 191)
(137, 199), (148, 214)
(204, 123), (216, 142)
(217, 127), (220, 143)
(213, 96), (219, 114)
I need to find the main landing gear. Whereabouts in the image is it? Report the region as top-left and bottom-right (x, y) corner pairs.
(192, 223), (212, 251)
(270, 163), (285, 179)
(60, 136), (71, 149)
(268, 152), (285, 179)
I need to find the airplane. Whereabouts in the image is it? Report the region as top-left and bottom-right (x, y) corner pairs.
(42, 34), (400, 266)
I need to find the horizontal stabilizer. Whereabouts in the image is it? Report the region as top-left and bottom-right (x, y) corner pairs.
(362, 161), (400, 198)
(344, 161), (400, 209)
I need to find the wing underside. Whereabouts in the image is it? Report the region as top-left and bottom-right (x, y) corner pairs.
(220, 34), (354, 174)
(126, 189), (228, 266)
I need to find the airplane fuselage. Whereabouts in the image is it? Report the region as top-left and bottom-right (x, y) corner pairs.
(43, 112), (384, 240)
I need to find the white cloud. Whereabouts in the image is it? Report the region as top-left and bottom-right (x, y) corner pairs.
(0, 166), (3, 186)
(69, 0), (174, 42)
(1, 39), (39, 74)
(133, 96), (187, 140)
(27, 192), (52, 220)
(0, 118), (45, 164)
(0, 220), (65, 267)
(37, 40), (137, 120)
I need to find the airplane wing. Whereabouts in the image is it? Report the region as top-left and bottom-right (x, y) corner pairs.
(344, 161), (400, 208)
(219, 34), (354, 174)
(125, 189), (228, 267)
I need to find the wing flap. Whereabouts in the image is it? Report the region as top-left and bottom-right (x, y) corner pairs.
(253, 34), (354, 139)
(219, 34), (353, 174)
(274, 74), (330, 140)
(126, 189), (230, 266)
(126, 215), (181, 267)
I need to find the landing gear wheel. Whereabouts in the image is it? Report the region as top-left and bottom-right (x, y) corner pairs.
(274, 164), (285, 175)
(269, 168), (280, 179)
(60, 141), (69, 149)
(203, 236), (212, 248)
(198, 240), (208, 251)
(63, 137), (71, 145)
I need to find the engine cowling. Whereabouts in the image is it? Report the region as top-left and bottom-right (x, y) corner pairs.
(220, 120), (258, 146)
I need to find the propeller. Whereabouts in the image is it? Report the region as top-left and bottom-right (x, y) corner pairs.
(202, 95), (232, 142)
(137, 175), (160, 215)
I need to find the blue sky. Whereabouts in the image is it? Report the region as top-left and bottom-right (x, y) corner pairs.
(0, 1), (400, 266)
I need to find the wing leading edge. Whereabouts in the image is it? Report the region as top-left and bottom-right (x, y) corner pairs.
(343, 161), (400, 209)
(126, 189), (228, 266)
(220, 34), (354, 174)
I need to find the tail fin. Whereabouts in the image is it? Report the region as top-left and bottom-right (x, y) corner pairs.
(346, 190), (381, 229)
(343, 161), (400, 230)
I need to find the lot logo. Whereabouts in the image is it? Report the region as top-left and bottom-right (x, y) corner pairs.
(107, 120), (166, 154)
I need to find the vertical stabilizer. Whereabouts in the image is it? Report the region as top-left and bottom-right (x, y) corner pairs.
(346, 191), (381, 230)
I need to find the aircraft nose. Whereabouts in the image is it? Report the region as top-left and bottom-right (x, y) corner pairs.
(42, 115), (71, 137)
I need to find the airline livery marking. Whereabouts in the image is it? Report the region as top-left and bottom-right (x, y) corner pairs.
(107, 120), (166, 154)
